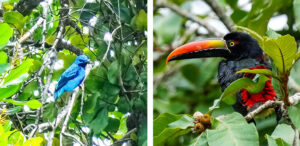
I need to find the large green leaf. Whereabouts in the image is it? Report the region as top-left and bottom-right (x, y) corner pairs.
(0, 23), (13, 47)
(168, 115), (194, 129)
(236, 69), (278, 79)
(263, 35), (297, 73)
(206, 113), (259, 146)
(288, 103), (300, 132)
(266, 135), (290, 146)
(189, 132), (208, 146)
(154, 113), (190, 145)
(88, 107), (109, 135)
(268, 124), (294, 145)
(3, 99), (42, 109)
(69, 34), (89, 49)
(3, 59), (33, 85)
(107, 61), (120, 85)
(104, 118), (120, 133)
(136, 10), (147, 31)
(221, 75), (269, 105)
(8, 131), (24, 145)
(0, 84), (21, 100)
(0, 52), (7, 64)
(0, 64), (9, 74)
(4, 11), (26, 30)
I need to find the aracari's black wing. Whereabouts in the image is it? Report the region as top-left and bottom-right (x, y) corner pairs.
(217, 58), (270, 116)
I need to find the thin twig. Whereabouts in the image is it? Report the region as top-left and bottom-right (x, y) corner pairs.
(102, 25), (121, 63)
(111, 128), (137, 146)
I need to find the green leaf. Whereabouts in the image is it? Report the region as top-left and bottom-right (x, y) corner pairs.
(154, 113), (190, 145)
(70, 34), (89, 49)
(236, 69), (278, 79)
(0, 23), (13, 47)
(8, 131), (24, 145)
(23, 137), (44, 146)
(221, 75), (269, 105)
(263, 35), (297, 73)
(0, 84), (21, 100)
(230, 9), (247, 24)
(0, 64), (9, 74)
(294, 0), (300, 31)
(294, 52), (300, 64)
(3, 73), (29, 87)
(189, 132), (208, 146)
(206, 113), (259, 146)
(266, 135), (290, 146)
(107, 61), (120, 85)
(0, 52), (7, 64)
(266, 29), (281, 39)
(136, 10), (147, 31)
(3, 59), (33, 84)
(168, 115), (194, 129)
(43, 102), (57, 122)
(270, 124), (294, 145)
(3, 99), (42, 109)
(104, 118), (120, 133)
(88, 107), (109, 135)
(225, 0), (238, 9)
(288, 103), (300, 132)
(154, 12), (182, 45)
(5, 106), (22, 115)
(4, 11), (26, 30)
(117, 97), (130, 113)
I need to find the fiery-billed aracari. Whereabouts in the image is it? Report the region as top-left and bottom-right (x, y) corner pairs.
(166, 32), (280, 121)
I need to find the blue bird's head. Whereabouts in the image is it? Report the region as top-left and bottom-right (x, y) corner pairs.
(75, 54), (90, 66)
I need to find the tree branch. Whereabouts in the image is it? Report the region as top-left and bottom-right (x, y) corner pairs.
(245, 93), (300, 121)
(203, 0), (234, 31)
(155, 0), (224, 37)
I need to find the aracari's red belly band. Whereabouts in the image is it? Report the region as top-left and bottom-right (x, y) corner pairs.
(240, 65), (277, 108)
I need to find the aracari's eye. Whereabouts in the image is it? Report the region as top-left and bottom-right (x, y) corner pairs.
(229, 41), (235, 47)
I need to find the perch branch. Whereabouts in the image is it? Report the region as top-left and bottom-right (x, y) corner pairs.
(245, 93), (300, 121)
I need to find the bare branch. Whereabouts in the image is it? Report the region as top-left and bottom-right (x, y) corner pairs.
(203, 0), (234, 31)
(102, 25), (121, 63)
(156, 0), (224, 37)
(245, 101), (282, 121)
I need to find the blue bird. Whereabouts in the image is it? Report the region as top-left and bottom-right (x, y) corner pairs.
(54, 54), (90, 100)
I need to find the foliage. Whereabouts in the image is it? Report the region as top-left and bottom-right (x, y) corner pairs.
(0, 109), (44, 145)
(0, 0), (147, 145)
(154, 0), (300, 145)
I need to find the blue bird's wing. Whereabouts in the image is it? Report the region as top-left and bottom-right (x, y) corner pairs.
(55, 63), (79, 91)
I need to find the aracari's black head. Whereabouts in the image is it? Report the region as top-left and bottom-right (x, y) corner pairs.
(166, 31), (264, 65)
(224, 32), (263, 60)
